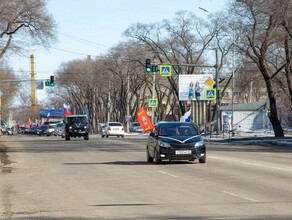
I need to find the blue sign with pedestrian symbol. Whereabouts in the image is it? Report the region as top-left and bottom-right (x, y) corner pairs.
(148, 98), (158, 107)
(160, 65), (172, 77)
(204, 88), (216, 100)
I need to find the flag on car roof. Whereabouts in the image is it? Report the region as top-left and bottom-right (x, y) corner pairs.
(137, 106), (154, 132)
(184, 109), (191, 122)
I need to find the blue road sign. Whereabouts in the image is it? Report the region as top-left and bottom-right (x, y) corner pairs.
(148, 98), (158, 107)
(204, 88), (216, 100)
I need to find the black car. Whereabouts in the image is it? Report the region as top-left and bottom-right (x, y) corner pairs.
(146, 121), (206, 164)
(37, 125), (49, 136)
(64, 115), (89, 141)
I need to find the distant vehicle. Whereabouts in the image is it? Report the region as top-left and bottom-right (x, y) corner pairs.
(18, 126), (26, 134)
(54, 122), (64, 137)
(146, 121), (206, 164)
(105, 122), (125, 138)
(64, 115), (89, 141)
(38, 125), (49, 136)
(46, 124), (56, 136)
(100, 124), (106, 138)
(129, 122), (143, 133)
(3, 128), (13, 135)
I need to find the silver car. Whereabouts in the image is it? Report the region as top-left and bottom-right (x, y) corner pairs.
(54, 122), (64, 137)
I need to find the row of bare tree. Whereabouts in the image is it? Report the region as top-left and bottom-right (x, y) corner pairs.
(0, 0), (291, 137)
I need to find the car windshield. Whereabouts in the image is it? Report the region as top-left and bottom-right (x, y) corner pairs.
(109, 122), (122, 126)
(68, 117), (87, 124)
(159, 124), (199, 136)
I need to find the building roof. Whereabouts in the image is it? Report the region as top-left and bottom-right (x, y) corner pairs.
(220, 101), (269, 111)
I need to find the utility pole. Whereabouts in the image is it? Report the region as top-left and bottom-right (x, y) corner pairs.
(126, 72), (130, 132)
(30, 54), (37, 121)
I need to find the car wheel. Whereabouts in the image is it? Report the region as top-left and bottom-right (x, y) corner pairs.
(65, 134), (70, 141)
(122, 135), (124, 138)
(106, 135), (109, 138)
(146, 147), (153, 163)
(199, 158), (206, 163)
(154, 150), (162, 164)
(84, 135), (89, 140)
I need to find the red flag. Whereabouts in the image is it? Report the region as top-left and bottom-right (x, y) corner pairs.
(137, 106), (154, 132)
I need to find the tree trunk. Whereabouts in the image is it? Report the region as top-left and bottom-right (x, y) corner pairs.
(266, 81), (284, 137)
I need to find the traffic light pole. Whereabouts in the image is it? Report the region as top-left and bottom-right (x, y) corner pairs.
(151, 72), (156, 124)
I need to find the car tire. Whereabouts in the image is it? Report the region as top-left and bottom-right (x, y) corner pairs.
(146, 147), (153, 163)
(106, 135), (109, 138)
(154, 150), (162, 164)
(65, 134), (70, 141)
(122, 135), (124, 138)
(199, 158), (206, 163)
(84, 135), (89, 140)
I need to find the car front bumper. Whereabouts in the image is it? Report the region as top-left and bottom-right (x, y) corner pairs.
(159, 146), (206, 161)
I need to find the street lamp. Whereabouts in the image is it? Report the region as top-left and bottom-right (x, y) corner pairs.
(199, 7), (235, 136)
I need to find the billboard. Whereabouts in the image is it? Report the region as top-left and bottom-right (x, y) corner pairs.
(179, 74), (215, 101)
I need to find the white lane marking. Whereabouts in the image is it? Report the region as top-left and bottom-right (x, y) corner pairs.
(158, 171), (178, 178)
(221, 191), (259, 202)
(209, 156), (292, 173)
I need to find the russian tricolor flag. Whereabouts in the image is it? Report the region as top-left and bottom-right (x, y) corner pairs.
(184, 109), (191, 122)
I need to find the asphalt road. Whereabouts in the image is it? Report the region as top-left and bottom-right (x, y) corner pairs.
(1, 134), (292, 219)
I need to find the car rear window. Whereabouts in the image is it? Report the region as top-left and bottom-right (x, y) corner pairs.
(109, 122), (122, 126)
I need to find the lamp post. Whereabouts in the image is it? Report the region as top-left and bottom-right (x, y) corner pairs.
(199, 7), (235, 135)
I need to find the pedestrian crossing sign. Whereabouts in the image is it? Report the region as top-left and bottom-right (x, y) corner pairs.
(148, 98), (158, 107)
(160, 64), (172, 77)
(204, 88), (216, 100)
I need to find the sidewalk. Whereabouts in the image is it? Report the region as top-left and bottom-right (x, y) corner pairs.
(203, 130), (292, 147)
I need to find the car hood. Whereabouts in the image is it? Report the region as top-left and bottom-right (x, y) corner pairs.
(158, 135), (202, 144)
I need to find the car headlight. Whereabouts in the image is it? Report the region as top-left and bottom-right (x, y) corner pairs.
(159, 141), (171, 148)
(69, 126), (72, 129)
(84, 126), (87, 129)
(195, 140), (205, 148)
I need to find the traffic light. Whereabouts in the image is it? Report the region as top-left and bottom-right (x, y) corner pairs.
(152, 65), (158, 72)
(145, 59), (151, 73)
(45, 75), (55, 87)
(50, 75), (54, 85)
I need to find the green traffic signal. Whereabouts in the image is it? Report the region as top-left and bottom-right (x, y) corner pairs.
(145, 59), (151, 73)
(152, 65), (158, 72)
(45, 80), (54, 87)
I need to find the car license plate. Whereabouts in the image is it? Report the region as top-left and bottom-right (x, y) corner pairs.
(175, 150), (192, 155)
(113, 128), (119, 130)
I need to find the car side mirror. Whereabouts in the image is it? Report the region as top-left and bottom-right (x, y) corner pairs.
(149, 132), (155, 137)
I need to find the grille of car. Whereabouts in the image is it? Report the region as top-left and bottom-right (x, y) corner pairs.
(170, 143), (195, 149)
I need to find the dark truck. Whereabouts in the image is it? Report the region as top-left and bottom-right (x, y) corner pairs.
(64, 115), (89, 141)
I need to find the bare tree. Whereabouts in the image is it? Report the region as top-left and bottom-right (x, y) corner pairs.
(231, 0), (292, 137)
(0, 0), (56, 59)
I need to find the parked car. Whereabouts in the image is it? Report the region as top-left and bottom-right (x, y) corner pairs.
(46, 124), (56, 136)
(54, 122), (64, 137)
(129, 122), (143, 133)
(100, 124), (107, 138)
(3, 128), (14, 135)
(37, 125), (49, 136)
(146, 121), (206, 164)
(105, 122), (125, 138)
